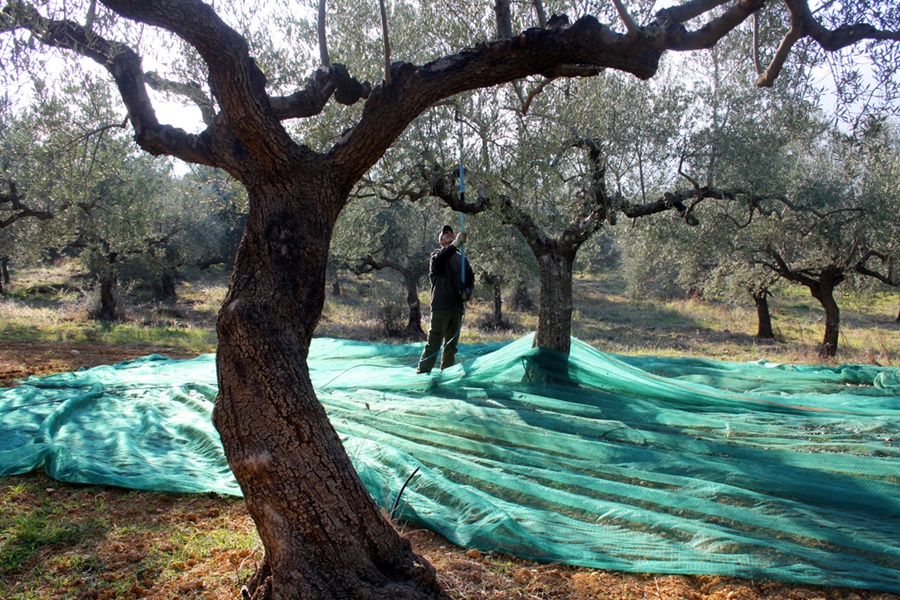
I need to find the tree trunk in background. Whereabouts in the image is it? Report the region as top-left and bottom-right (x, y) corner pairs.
(809, 269), (842, 358)
(480, 271), (504, 328)
(160, 271), (178, 301)
(95, 273), (120, 322)
(1, 257), (9, 284)
(404, 273), (425, 339)
(212, 175), (445, 600)
(752, 290), (775, 339)
(491, 277), (503, 328)
(510, 281), (535, 311)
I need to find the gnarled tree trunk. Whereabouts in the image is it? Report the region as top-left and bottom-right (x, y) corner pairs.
(752, 289), (775, 339)
(212, 176), (444, 600)
(810, 272), (842, 358)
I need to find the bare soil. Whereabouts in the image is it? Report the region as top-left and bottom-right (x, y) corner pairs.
(1, 340), (898, 600)
(0, 340), (195, 384)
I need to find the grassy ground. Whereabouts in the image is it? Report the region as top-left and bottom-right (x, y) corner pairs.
(1, 264), (898, 599)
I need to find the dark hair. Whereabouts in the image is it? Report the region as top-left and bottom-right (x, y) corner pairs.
(441, 225), (454, 235)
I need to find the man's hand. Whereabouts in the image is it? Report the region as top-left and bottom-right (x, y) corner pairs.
(453, 232), (468, 247)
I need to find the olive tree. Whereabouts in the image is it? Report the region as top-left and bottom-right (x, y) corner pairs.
(2, 0), (897, 597)
(753, 121), (900, 356)
(0, 86), (80, 290)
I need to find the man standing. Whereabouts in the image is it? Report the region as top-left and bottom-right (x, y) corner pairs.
(417, 224), (475, 373)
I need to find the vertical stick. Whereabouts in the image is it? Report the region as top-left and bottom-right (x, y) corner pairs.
(457, 108), (466, 286)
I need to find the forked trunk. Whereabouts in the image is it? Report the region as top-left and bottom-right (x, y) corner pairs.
(212, 177), (445, 600)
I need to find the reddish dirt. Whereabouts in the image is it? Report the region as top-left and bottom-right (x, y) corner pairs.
(0, 341), (196, 386)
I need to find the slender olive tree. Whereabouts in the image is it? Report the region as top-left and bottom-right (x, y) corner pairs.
(2, 0), (897, 597)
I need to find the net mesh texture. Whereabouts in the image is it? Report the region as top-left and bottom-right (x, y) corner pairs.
(1, 334), (898, 592)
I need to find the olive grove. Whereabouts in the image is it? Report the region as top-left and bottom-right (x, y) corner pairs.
(2, 0), (898, 597)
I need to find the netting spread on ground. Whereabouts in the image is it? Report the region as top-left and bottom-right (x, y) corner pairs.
(2, 335), (898, 591)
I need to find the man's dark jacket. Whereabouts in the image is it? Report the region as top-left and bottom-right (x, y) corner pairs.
(429, 244), (475, 314)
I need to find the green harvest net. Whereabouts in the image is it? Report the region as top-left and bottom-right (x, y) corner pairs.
(1, 335), (899, 592)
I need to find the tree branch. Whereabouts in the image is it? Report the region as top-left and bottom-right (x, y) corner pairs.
(762, 248), (821, 289)
(512, 77), (555, 114)
(655, 0), (733, 25)
(752, 13), (764, 74)
(532, 0), (547, 28)
(424, 164), (490, 214)
(756, 21), (803, 87)
(784, 0), (900, 51)
(659, 0), (766, 51)
(1, 1), (217, 166)
(268, 67), (340, 119)
(0, 180), (54, 229)
(379, 0), (391, 84)
(496, 195), (556, 256)
(676, 158), (703, 225)
(495, 0), (513, 39)
(98, 0), (295, 169)
(854, 250), (897, 286)
(145, 71), (216, 124)
(612, 0), (639, 37)
(318, 0), (330, 67)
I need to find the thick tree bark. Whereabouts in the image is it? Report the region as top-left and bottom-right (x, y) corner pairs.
(212, 175), (445, 600)
(752, 290), (775, 339)
(534, 248), (576, 353)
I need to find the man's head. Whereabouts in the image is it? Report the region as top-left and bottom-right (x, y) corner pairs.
(439, 224), (454, 246)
